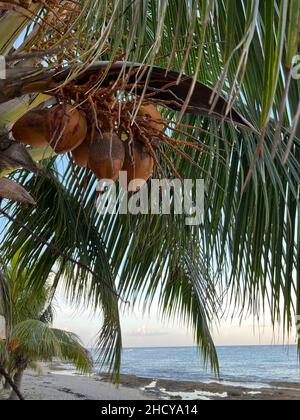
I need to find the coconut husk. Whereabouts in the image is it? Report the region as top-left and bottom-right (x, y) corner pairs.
(139, 104), (164, 131)
(88, 132), (125, 181)
(71, 137), (90, 168)
(0, 178), (36, 205)
(121, 141), (154, 192)
(0, 143), (41, 174)
(12, 109), (50, 148)
(48, 104), (87, 154)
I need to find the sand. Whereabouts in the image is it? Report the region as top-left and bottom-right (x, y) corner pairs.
(1, 369), (300, 400)
(0, 371), (150, 400)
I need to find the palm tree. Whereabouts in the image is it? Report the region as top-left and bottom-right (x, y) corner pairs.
(0, 255), (92, 400)
(0, 1), (299, 378)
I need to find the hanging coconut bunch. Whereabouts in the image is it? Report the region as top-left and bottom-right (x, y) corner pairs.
(56, 72), (207, 185)
(11, 85), (197, 191)
(10, 60), (251, 191)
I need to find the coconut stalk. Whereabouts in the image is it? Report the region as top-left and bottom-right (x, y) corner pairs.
(0, 61), (256, 181)
(0, 62), (256, 130)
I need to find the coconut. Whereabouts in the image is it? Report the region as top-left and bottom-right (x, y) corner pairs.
(12, 109), (50, 148)
(88, 132), (125, 181)
(139, 104), (164, 131)
(71, 138), (90, 168)
(48, 104), (87, 154)
(121, 141), (154, 192)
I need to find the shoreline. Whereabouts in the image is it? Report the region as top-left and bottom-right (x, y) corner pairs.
(1, 366), (300, 400)
(100, 373), (300, 400)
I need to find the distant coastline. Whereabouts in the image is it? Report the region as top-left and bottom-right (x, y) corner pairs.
(122, 344), (297, 349)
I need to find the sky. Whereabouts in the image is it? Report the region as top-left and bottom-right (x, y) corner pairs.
(52, 291), (298, 348)
(1, 283), (297, 348)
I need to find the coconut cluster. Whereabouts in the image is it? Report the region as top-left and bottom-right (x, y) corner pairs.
(12, 103), (161, 192)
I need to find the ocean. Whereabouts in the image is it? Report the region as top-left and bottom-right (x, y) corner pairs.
(58, 345), (300, 385)
(118, 345), (300, 385)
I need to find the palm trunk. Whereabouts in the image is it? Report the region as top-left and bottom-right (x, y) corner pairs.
(4, 378), (10, 390)
(8, 368), (24, 401)
(0, 366), (24, 400)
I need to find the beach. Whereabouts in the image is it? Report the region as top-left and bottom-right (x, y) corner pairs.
(0, 370), (150, 401)
(1, 368), (300, 400)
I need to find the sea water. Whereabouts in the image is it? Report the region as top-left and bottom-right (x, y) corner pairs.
(59, 345), (300, 385)
(118, 345), (300, 384)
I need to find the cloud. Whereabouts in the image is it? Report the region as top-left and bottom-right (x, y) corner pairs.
(126, 325), (169, 337)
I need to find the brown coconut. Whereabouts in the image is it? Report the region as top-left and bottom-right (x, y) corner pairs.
(12, 109), (50, 148)
(88, 132), (125, 181)
(139, 104), (164, 131)
(71, 138), (90, 168)
(48, 104), (87, 154)
(121, 141), (154, 192)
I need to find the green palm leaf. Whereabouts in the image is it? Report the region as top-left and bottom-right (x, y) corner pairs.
(11, 321), (92, 374)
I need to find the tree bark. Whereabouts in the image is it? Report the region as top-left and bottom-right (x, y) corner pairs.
(8, 368), (24, 401)
(0, 366), (24, 400)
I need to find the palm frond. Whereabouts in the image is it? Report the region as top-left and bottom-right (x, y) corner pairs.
(1, 165), (122, 377)
(10, 320), (92, 374)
